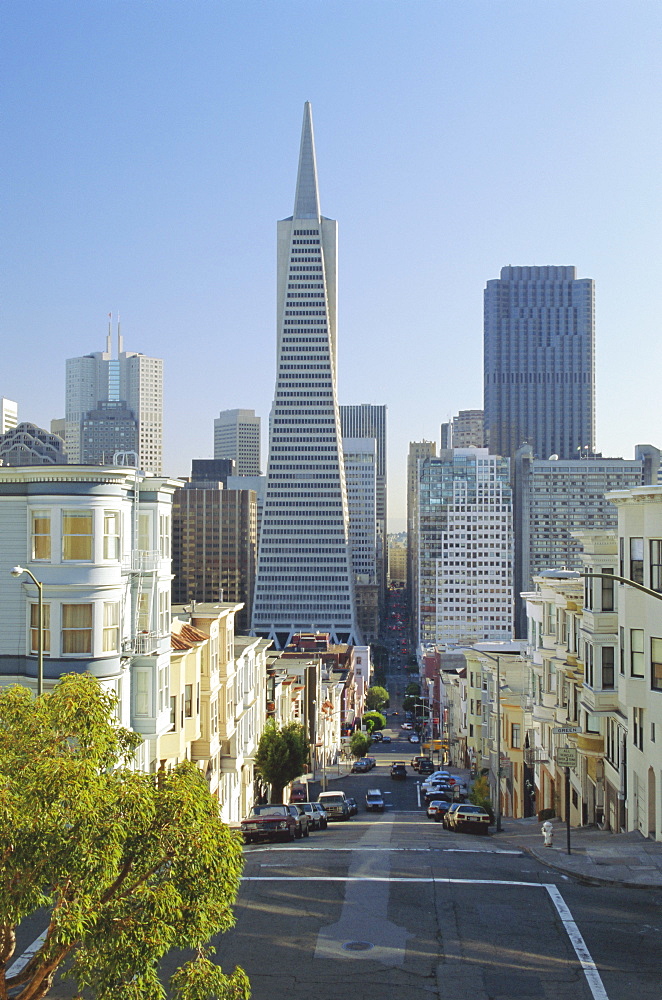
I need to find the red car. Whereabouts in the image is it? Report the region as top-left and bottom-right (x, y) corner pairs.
(241, 804), (302, 843)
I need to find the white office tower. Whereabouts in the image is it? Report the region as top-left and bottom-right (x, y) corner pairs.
(0, 398), (18, 435)
(415, 449), (513, 648)
(343, 438), (379, 643)
(252, 103), (359, 648)
(214, 409), (261, 475)
(65, 323), (163, 474)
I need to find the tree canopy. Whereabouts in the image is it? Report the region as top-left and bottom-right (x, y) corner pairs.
(365, 685), (389, 711)
(0, 673), (248, 1000)
(349, 731), (372, 759)
(254, 720), (310, 803)
(405, 682), (421, 696)
(361, 710), (386, 733)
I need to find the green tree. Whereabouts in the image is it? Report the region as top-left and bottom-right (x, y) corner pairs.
(405, 682), (421, 696)
(0, 673), (248, 1000)
(469, 773), (495, 823)
(402, 695), (417, 713)
(361, 711), (386, 733)
(254, 719), (310, 804)
(349, 731), (372, 758)
(365, 685), (389, 711)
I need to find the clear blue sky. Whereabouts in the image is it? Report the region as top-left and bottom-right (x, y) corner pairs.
(2, 1), (661, 530)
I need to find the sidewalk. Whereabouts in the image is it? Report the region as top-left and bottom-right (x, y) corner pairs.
(496, 815), (662, 889)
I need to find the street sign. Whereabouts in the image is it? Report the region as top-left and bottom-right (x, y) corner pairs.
(553, 726), (580, 734)
(557, 747), (577, 767)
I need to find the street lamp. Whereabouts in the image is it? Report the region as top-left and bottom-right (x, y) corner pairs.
(10, 565), (44, 697)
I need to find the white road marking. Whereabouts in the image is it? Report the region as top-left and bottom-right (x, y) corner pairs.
(241, 875), (609, 1000)
(7, 929), (48, 975)
(246, 845), (522, 855)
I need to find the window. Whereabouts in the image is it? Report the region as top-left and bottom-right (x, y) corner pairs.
(62, 511), (93, 561)
(158, 663), (169, 714)
(135, 669), (150, 716)
(102, 603), (119, 653)
(184, 684), (193, 718)
(170, 696), (177, 729)
(138, 512), (152, 551)
(137, 591), (150, 632)
(620, 626), (625, 676)
(630, 629), (644, 677)
(651, 638), (662, 691)
(633, 707), (644, 751)
(159, 513), (170, 558)
(31, 511), (51, 561)
(103, 511), (120, 559)
(30, 603), (50, 654)
(511, 723), (521, 749)
(651, 541), (662, 593)
(601, 646), (615, 689)
(158, 590), (170, 636)
(601, 569), (614, 612)
(630, 538), (644, 586)
(61, 604), (92, 655)
(210, 697), (218, 737)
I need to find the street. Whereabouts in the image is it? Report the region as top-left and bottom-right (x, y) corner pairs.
(196, 742), (662, 1000)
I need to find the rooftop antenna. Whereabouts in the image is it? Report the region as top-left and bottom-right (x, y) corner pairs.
(118, 313), (123, 355)
(106, 313), (112, 355)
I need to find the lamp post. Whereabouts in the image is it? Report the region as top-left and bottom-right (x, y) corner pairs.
(10, 565), (44, 697)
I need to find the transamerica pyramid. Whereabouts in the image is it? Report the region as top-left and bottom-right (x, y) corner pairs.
(251, 103), (360, 648)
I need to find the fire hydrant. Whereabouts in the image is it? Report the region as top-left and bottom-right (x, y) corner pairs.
(541, 820), (554, 847)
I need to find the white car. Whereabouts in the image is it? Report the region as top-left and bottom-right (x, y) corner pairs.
(408, 734), (420, 743)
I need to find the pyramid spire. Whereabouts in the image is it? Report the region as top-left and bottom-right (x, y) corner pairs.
(293, 102), (320, 220)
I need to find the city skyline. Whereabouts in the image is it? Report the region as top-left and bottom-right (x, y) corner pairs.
(2, 2), (661, 530)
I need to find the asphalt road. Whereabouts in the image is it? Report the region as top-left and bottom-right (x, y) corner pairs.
(197, 743), (662, 1000)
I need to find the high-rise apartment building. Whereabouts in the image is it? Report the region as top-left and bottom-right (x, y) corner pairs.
(252, 104), (358, 648)
(214, 409), (261, 476)
(512, 444), (659, 636)
(340, 404), (387, 606)
(484, 266), (595, 460)
(407, 440), (436, 622)
(441, 410), (485, 450)
(414, 449), (513, 648)
(0, 423), (68, 466)
(0, 398), (18, 435)
(65, 325), (163, 474)
(343, 437), (379, 643)
(171, 475), (257, 633)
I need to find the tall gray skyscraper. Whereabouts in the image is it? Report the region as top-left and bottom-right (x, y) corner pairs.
(214, 409), (261, 475)
(65, 323), (163, 474)
(484, 266), (595, 460)
(251, 104), (359, 648)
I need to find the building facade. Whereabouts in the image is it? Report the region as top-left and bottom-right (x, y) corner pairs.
(0, 398), (18, 435)
(252, 103), (358, 648)
(414, 449), (513, 648)
(343, 437), (379, 643)
(512, 445), (659, 637)
(213, 409), (261, 476)
(484, 265), (595, 461)
(65, 325), (163, 474)
(0, 465), (178, 772)
(440, 409), (485, 450)
(407, 440), (436, 624)
(0, 422), (68, 466)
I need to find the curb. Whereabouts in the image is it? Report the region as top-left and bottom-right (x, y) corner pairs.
(517, 842), (662, 890)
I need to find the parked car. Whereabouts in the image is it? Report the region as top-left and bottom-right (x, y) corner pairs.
(426, 799), (451, 821)
(289, 804), (311, 837)
(424, 786), (453, 805)
(351, 758), (370, 773)
(372, 731), (383, 742)
(418, 759), (436, 776)
(442, 803), (462, 830)
(289, 782), (308, 803)
(365, 756), (377, 769)
(298, 802), (324, 830)
(408, 734), (420, 744)
(311, 803), (328, 829)
(411, 755), (430, 770)
(445, 804), (491, 835)
(241, 804), (301, 844)
(390, 762), (407, 780)
(401, 723), (413, 731)
(318, 790), (351, 821)
(381, 735), (392, 743)
(365, 788), (385, 812)
(346, 797), (359, 816)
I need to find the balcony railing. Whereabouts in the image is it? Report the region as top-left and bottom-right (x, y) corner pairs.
(122, 550), (161, 573)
